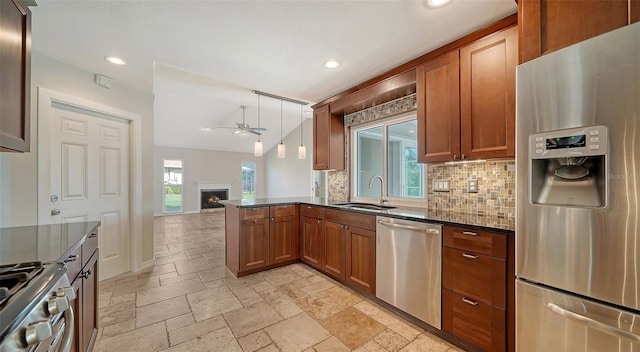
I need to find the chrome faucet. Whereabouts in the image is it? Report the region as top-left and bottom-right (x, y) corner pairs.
(368, 175), (389, 205)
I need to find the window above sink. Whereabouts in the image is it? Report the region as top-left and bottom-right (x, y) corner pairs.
(350, 111), (425, 207)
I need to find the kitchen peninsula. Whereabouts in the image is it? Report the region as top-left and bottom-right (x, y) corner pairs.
(223, 197), (514, 352)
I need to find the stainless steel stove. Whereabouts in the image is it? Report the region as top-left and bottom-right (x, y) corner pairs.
(0, 262), (75, 352)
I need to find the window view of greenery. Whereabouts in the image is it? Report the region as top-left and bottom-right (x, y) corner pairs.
(387, 120), (423, 198)
(163, 159), (183, 212)
(353, 117), (424, 200)
(242, 162), (255, 199)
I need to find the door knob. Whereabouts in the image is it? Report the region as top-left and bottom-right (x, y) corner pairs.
(51, 208), (61, 216)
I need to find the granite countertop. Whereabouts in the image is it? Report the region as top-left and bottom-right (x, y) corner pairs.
(0, 221), (100, 265)
(221, 197), (514, 233)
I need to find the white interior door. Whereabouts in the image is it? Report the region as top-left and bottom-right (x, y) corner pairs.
(47, 105), (130, 280)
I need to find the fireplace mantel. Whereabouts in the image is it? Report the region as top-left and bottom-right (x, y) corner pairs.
(195, 181), (233, 191)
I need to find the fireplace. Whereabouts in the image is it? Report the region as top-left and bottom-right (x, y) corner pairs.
(200, 189), (228, 209)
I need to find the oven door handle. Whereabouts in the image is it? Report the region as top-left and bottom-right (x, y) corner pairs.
(59, 305), (75, 352)
(547, 303), (640, 344)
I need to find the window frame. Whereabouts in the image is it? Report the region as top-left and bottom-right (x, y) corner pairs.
(241, 162), (256, 200)
(350, 111), (426, 207)
(162, 158), (184, 214)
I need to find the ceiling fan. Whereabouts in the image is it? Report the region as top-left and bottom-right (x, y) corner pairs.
(218, 106), (266, 136)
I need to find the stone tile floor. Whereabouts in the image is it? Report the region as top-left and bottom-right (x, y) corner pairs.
(94, 213), (463, 352)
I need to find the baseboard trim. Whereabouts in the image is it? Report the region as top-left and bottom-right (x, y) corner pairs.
(135, 259), (155, 272)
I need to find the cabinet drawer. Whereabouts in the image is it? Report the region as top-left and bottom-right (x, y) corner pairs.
(324, 209), (376, 231)
(443, 247), (506, 308)
(443, 226), (507, 258)
(301, 205), (323, 219)
(443, 289), (505, 352)
(240, 207), (269, 220)
(270, 204), (296, 218)
(82, 230), (99, 267)
(64, 246), (82, 282)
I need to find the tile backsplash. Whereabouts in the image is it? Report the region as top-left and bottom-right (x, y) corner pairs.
(325, 93), (515, 222)
(427, 159), (516, 220)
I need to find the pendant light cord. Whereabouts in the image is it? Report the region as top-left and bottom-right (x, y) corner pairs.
(280, 99), (283, 143)
(300, 104), (303, 146)
(257, 95), (261, 142)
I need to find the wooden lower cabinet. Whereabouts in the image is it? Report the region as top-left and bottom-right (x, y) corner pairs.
(345, 226), (375, 294)
(81, 251), (98, 352)
(69, 234), (99, 352)
(227, 205), (300, 276)
(301, 216), (323, 269)
(442, 225), (512, 351)
(270, 215), (299, 264)
(443, 247), (506, 308)
(443, 289), (505, 352)
(239, 218), (270, 272)
(322, 221), (346, 280)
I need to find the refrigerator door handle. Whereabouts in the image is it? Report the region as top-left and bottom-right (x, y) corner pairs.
(547, 303), (640, 344)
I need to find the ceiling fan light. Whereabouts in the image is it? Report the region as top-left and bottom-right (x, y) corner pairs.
(298, 145), (306, 159)
(254, 140), (263, 156)
(277, 143), (286, 158)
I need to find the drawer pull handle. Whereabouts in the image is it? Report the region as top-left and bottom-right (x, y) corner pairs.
(63, 255), (79, 264)
(462, 297), (479, 306)
(462, 231), (478, 236)
(462, 253), (478, 259)
(317, 220), (321, 224)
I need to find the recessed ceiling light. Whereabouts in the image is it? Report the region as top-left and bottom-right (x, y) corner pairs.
(425, 0), (451, 8)
(105, 56), (126, 65)
(201, 127), (211, 132)
(324, 60), (340, 69)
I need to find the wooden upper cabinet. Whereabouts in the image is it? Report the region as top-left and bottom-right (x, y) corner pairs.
(0, 0), (31, 152)
(416, 51), (460, 163)
(460, 26), (516, 160)
(313, 104), (344, 170)
(417, 25), (516, 163)
(519, 0), (638, 64)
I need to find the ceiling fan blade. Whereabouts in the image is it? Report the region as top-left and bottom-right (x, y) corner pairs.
(251, 127), (267, 132)
(249, 130), (262, 136)
(217, 126), (236, 129)
(233, 130), (243, 135)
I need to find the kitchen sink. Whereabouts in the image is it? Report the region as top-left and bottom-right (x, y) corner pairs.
(333, 202), (397, 211)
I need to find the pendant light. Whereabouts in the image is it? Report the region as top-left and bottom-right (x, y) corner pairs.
(298, 104), (306, 159)
(254, 95), (263, 156)
(277, 99), (286, 158)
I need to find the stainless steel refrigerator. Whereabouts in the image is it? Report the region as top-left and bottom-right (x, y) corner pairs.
(516, 23), (640, 350)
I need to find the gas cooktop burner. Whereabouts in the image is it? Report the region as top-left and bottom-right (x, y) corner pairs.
(0, 262), (44, 307)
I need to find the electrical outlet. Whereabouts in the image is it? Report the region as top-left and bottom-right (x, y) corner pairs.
(468, 179), (478, 193)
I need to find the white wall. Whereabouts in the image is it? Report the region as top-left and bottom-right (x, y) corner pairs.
(265, 118), (314, 198)
(0, 53), (156, 266)
(154, 146), (267, 214)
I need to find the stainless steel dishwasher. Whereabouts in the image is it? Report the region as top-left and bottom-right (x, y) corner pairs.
(376, 216), (442, 329)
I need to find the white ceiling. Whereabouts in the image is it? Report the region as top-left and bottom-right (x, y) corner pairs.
(30, 0), (517, 154)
